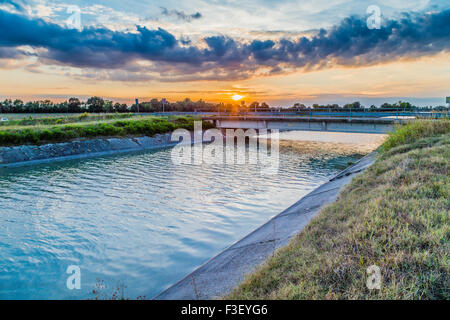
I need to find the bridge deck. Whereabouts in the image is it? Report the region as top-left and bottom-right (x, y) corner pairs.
(201, 115), (405, 134)
(201, 115), (405, 124)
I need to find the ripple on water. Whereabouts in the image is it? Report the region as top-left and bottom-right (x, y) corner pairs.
(0, 140), (366, 299)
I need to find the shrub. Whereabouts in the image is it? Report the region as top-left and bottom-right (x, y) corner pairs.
(78, 112), (90, 120)
(382, 119), (450, 152)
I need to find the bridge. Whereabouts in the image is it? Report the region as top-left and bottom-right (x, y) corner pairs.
(201, 115), (406, 134)
(136, 110), (447, 134)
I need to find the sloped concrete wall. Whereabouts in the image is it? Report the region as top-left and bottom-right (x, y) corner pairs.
(0, 133), (177, 168)
(154, 152), (376, 300)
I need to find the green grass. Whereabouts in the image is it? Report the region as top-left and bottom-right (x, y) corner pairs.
(0, 113), (86, 120)
(382, 119), (450, 152)
(227, 120), (449, 300)
(0, 112), (135, 127)
(0, 116), (214, 146)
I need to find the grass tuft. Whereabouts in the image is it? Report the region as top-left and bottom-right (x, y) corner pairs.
(227, 120), (449, 300)
(382, 119), (450, 152)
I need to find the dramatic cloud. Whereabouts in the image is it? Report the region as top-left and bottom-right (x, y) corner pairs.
(0, 0), (24, 11)
(0, 7), (449, 81)
(0, 47), (28, 58)
(160, 7), (202, 22)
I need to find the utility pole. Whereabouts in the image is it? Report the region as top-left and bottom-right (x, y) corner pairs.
(161, 98), (167, 114)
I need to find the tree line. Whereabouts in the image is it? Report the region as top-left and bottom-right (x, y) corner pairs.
(290, 101), (448, 111)
(0, 97), (447, 114)
(0, 97), (237, 113)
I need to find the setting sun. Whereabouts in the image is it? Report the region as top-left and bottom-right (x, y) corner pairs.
(232, 94), (244, 101)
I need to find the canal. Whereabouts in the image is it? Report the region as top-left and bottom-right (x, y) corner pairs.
(0, 131), (380, 299)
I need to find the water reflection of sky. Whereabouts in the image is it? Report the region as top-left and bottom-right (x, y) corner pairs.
(278, 130), (386, 144)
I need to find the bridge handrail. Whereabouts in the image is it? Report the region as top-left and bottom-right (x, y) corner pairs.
(138, 110), (449, 120)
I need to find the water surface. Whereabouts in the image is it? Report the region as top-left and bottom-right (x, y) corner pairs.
(0, 136), (365, 299)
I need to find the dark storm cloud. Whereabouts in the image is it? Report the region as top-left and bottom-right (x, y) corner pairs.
(0, 8), (449, 79)
(0, 10), (202, 68)
(0, 0), (25, 11)
(0, 46), (30, 58)
(160, 7), (202, 22)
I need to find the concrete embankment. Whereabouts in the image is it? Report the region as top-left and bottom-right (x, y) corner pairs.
(0, 133), (176, 168)
(154, 152), (376, 300)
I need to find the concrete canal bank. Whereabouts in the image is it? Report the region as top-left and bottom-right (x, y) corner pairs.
(154, 152), (376, 300)
(0, 133), (176, 168)
(0, 131), (376, 299)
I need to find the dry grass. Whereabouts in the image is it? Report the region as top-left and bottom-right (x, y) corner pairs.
(227, 121), (449, 300)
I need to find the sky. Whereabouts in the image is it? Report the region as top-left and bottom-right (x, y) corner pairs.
(0, 0), (449, 107)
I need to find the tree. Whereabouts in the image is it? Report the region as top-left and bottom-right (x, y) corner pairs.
(181, 98), (195, 112)
(13, 99), (24, 112)
(351, 101), (361, 109)
(119, 103), (128, 112)
(104, 100), (114, 113)
(130, 102), (139, 112)
(113, 102), (122, 112)
(58, 101), (69, 113)
(87, 96), (105, 113)
(150, 98), (161, 111)
(260, 102), (270, 110)
(239, 100), (247, 112)
(68, 97), (81, 113)
(249, 102), (259, 112)
(397, 101), (413, 110)
(196, 99), (206, 111)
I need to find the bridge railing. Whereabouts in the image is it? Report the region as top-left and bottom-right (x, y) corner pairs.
(137, 110), (449, 120)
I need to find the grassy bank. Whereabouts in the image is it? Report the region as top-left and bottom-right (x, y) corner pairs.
(228, 120), (449, 299)
(0, 116), (214, 146)
(0, 113), (135, 127)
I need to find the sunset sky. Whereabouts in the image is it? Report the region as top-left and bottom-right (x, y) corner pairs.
(0, 0), (449, 106)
